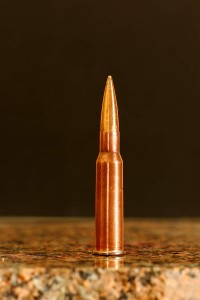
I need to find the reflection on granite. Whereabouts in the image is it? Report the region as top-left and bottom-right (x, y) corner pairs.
(0, 218), (200, 299)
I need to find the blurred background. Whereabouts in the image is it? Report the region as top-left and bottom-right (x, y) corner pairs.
(0, 0), (200, 216)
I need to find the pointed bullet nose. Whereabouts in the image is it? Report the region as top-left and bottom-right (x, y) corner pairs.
(100, 76), (119, 132)
(105, 75), (114, 92)
(107, 75), (113, 82)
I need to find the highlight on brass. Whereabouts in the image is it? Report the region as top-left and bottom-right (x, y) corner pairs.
(94, 75), (124, 256)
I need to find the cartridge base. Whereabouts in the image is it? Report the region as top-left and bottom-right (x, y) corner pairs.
(93, 250), (124, 256)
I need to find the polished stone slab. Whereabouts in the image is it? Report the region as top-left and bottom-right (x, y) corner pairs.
(0, 218), (200, 299)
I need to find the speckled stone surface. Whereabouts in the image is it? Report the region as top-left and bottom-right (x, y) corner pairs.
(0, 218), (200, 299)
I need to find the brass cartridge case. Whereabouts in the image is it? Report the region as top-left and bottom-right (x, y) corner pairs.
(94, 76), (124, 256)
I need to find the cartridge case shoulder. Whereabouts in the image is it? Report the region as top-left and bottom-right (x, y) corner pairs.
(96, 152), (123, 164)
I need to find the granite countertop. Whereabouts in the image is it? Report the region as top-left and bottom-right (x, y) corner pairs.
(0, 218), (200, 299)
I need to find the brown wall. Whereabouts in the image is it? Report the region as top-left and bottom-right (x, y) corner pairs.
(0, 0), (200, 216)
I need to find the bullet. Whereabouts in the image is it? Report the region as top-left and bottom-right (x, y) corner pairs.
(94, 76), (124, 256)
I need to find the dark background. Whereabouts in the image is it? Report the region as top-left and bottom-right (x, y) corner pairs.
(0, 0), (200, 216)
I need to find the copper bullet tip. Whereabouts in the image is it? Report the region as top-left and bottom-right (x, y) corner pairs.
(94, 76), (124, 256)
(101, 76), (119, 133)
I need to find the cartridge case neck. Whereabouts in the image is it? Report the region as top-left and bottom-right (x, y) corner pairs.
(100, 131), (120, 152)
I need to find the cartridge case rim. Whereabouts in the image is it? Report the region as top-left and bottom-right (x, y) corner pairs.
(93, 250), (124, 256)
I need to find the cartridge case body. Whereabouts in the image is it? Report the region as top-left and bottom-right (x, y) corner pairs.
(95, 149), (123, 254)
